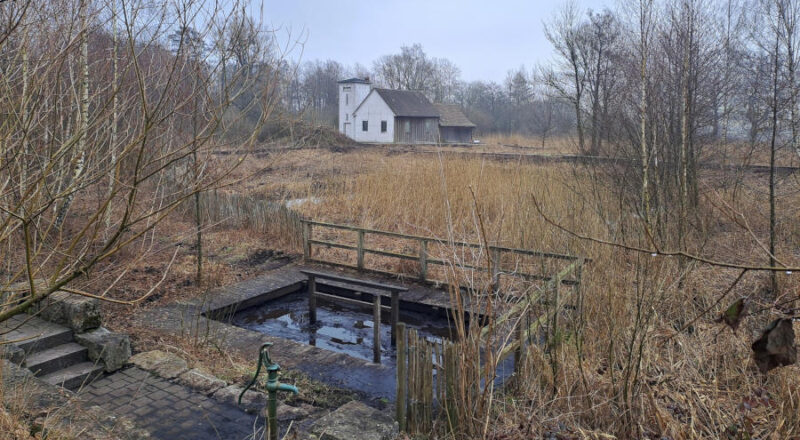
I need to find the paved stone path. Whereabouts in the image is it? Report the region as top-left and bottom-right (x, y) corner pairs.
(80, 367), (265, 440)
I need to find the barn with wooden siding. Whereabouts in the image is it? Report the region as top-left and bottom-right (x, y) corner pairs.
(376, 89), (440, 144)
(434, 104), (476, 144)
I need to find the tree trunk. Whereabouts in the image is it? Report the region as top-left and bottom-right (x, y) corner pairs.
(769, 33), (779, 294)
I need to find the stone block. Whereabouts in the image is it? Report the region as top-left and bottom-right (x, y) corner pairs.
(75, 327), (131, 372)
(212, 385), (266, 414)
(271, 403), (317, 422)
(129, 350), (188, 379)
(0, 343), (24, 365)
(32, 291), (101, 332)
(176, 368), (226, 395)
(309, 401), (398, 440)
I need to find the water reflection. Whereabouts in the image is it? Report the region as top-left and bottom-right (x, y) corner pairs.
(232, 291), (453, 363)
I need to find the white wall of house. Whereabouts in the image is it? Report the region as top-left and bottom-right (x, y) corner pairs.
(352, 91), (395, 143)
(338, 82), (371, 138)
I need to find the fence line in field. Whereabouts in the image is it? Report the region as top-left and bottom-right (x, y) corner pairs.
(182, 190), (304, 248)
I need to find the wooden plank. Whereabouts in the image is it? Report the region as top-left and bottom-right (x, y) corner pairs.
(491, 247), (501, 294)
(373, 294), (381, 364)
(308, 275), (317, 324)
(419, 240), (428, 281)
(396, 323), (407, 431)
(304, 220), (586, 262)
(391, 290), (399, 346)
(299, 269), (408, 292)
(363, 247), (419, 261)
(514, 316), (524, 375)
(424, 341), (433, 431)
(303, 222), (311, 260)
(357, 230), (365, 270)
(314, 292), (391, 312)
(407, 329), (417, 432)
(308, 239), (357, 251)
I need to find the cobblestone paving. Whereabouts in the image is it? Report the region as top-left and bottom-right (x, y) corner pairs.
(80, 367), (265, 440)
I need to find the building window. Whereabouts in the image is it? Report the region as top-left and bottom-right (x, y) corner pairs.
(362, 121), (368, 131)
(404, 121), (411, 133)
(345, 94), (349, 105)
(381, 121), (387, 133)
(345, 114), (348, 121)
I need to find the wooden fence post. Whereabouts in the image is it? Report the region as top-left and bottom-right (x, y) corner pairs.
(303, 221), (312, 261)
(390, 290), (399, 346)
(418, 240), (428, 281)
(373, 293), (381, 364)
(396, 323), (407, 432)
(407, 329), (418, 431)
(423, 341), (433, 431)
(357, 229), (365, 270)
(308, 274), (317, 324)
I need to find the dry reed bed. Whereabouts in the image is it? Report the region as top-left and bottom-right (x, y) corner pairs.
(289, 154), (800, 438)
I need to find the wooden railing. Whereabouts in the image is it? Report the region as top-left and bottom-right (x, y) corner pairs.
(301, 219), (588, 288)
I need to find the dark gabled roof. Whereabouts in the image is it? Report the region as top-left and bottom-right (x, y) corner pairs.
(373, 89), (439, 118)
(433, 104), (476, 128)
(338, 77), (371, 84)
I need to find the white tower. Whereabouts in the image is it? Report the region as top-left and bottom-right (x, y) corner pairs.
(338, 77), (371, 139)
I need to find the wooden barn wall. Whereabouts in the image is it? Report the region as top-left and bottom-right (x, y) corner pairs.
(394, 117), (439, 144)
(439, 127), (474, 143)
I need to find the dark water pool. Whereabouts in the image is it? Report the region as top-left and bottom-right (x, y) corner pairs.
(231, 291), (455, 363)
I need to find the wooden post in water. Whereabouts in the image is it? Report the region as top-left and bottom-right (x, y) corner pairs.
(308, 274), (317, 324)
(390, 290), (399, 346)
(418, 240), (428, 281)
(396, 323), (407, 432)
(357, 229), (365, 270)
(373, 293), (381, 364)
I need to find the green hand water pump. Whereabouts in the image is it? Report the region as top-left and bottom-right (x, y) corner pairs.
(239, 342), (299, 440)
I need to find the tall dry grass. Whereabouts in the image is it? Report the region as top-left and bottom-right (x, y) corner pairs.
(290, 153), (800, 439)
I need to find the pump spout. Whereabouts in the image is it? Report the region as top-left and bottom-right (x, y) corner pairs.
(276, 383), (299, 395)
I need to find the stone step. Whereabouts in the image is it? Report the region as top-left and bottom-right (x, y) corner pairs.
(0, 314), (73, 353)
(25, 342), (88, 377)
(40, 361), (104, 390)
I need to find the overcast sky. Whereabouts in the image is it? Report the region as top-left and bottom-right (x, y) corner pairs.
(257, 0), (613, 83)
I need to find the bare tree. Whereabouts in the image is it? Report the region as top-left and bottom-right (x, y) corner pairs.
(0, 0), (281, 322)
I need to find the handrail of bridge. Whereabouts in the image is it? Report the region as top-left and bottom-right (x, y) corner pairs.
(300, 219), (589, 289)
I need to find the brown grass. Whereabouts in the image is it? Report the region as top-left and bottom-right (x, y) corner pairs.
(283, 152), (800, 438)
(6, 144), (794, 439)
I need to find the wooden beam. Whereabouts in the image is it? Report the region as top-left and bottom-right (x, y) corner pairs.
(373, 294), (381, 364)
(300, 269), (408, 292)
(308, 275), (317, 324)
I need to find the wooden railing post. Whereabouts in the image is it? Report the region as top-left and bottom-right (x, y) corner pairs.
(373, 293), (381, 364)
(491, 247), (501, 294)
(418, 239), (428, 281)
(308, 274), (317, 324)
(303, 221), (312, 261)
(514, 312), (527, 375)
(357, 229), (365, 270)
(391, 290), (399, 346)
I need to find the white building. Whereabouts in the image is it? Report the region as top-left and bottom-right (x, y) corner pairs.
(338, 77), (473, 144)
